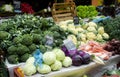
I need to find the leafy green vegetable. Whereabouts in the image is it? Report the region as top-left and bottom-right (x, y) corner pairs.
(7, 55), (18, 64)
(20, 53), (31, 62)
(76, 5), (98, 18)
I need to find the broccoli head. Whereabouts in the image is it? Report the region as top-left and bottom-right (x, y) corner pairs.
(7, 45), (17, 55)
(0, 23), (7, 31)
(0, 40), (13, 51)
(32, 34), (42, 44)
(28, 44), (37, 53)
(39, 45), (47, 53)
(0, 31), (10, 40)
(21, 34), (33, 46)
(13, 36), (22, 44)
(17, 44), (30, 55)
(19, 53), (31, 62)
(7, 55), (18, 64)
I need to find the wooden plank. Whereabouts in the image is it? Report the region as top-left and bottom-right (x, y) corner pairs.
(53, 13), (72, 17)
(54, 10), (71, 14)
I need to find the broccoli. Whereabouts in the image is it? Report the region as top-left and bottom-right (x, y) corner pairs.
(53, 31), (61, 38)
(0, 31), (10, 40)
(13, 36), (22, 44)
(32, 34), (42, 44)
(19, 53), (31, 62)
(7, 55), (18, 64)
(43, 31), (53, 36)
(28, 44), (37, 53)
(17, 44), (30, 55)
(0, 40), (13, 51)
(0, 23), (7, 31)
(39, 45), (47, 53)
(7, 45), (17, 55)
(21, 34), (33, 46)
(31, 29), (42, 34)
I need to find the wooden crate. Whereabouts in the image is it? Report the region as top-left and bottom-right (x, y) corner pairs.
(52, 2), (76, 22)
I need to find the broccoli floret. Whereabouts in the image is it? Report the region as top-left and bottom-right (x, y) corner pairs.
(53, 31), (61, 38)
(13, 36), (22, 44)
(19, 53), (31, 62)
(7, 45), (17, 55)
(32, 34), (42, 44)
(39, 45), (47, 53)
(31, 29), (42, 34)
(0, 23), (7, 31)
(21, 34), (33, 46)
(0, 31), (10, 40)
(43, 31), (53, 36)
(7, 55), (18, 64)
(28, 44), (37, 53)
(0, 40), (13, 51)
(17, 44), (30, 55)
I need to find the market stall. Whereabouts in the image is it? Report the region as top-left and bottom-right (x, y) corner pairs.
(0, 0), (120, 77)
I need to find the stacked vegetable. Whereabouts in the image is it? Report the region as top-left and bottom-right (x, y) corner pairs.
(22, 48), (72, 76)
(76, 5), (98, 18)
(58, 20), (109, 47)
(0, 14), (70, 64)
(0, 4), (13, 12)
(99, 16), (120, 40)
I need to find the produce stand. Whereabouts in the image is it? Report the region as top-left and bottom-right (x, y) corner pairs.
(6, 55), (120, 77)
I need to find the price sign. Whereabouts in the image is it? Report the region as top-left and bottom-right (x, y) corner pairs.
(45, 35), (54, 47)
(73, 16), (79, 25)
(63, 39), (76, 51)
(13, 0), (21, 13)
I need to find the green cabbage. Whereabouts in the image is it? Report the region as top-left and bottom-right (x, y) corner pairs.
(23, 64), (36, 76)
(37, 64), (51, 74)
(43, 52), (56, 65)
(52, 48), (65, 61)
(62, 57), (72, 67)
(26, 57), (35, 64)
(51, 60), (62, 71)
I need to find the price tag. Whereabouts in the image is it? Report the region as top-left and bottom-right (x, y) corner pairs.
(45, 35), (54, 47)
(73, 16), (79, 25)
(13, 0), (21, 13)
(63, 39), (76, 51)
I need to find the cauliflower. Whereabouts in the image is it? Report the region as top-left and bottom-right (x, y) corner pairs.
(43, 52), (56, 65)
(98, 27), (105, 34)
(76, 27), (84, 32)
(67, 35), (77, 45)
(60, 25), (68, 31)
(26, 57), (35, 64)
(88, 22), (97, 28)
(102, 33), (109, 40)
(23, 64), (36, 76)
(37, 64), (51, 74)
(62, 57), (72, 67)
(87, 26), (97, 33)
(52, 48), (65, 61)
(51, 60), (62, 71)
(96, 34), (103, 41)
(86, 32), (96, 40)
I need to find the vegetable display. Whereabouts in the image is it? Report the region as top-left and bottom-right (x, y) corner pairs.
(21, 48), (72, 76)
(0, 14), (70, 63)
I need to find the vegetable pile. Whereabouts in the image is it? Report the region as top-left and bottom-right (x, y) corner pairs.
(99, 16), (120, 40)
(76, 5), (98, 18)
(0, 4), (13, 12)
(79, 41), (112, 60)
(103, 39), (120, 55)
(0, 14), (70, 64)
(58, 20), (109, 47)
(22, 48), (72, 76)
